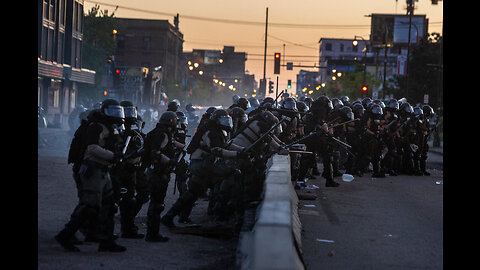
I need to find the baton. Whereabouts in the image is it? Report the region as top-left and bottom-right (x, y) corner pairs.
(244, 115), (291, 153)
(119, 136), (131, 163)
(122, 136), (131, 155)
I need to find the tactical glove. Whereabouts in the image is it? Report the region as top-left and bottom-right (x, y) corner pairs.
(237, 150), (250, 159)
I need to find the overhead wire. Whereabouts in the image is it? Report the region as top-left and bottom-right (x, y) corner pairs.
(85, 0), (441, 30)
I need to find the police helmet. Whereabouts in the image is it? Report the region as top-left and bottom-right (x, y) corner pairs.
(361, 97), (372, 108)
(413, 106), (424, 117)
(304, 97), (313, 108)
(159, 111), (178, 128)
(232, 95), (240, 104)
(372, 99), (385, 109)
(101, 99), (125, 123)
(167, 100), (180, 112)
(210, 109), (233, 132)
(229, 107), (248, 123)
(176, 111), (188, 129)
(282, 97), (297, 111)
(340, 106), (354, 121)
(340, 96), (350, 106)
(422, 105), (434, 118)
(371, 104), (383, 116)
(237, 97), (251, 110)
(248, 97), (260, 108)
(400, 102), (414, 115)
(120, 100), (138, 119)
(387, 98), (399, 111)
(331, 98), (344, 109)
(296, 101), (309, 113)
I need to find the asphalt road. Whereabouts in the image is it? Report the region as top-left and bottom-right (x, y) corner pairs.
(298, 152), (443, 270)
(37, 145), (237, 270)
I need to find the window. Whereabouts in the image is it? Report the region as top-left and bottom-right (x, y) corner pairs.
(59, 0), (64, 25)
(340, 44), (344, 52)
(325, 43), (332, 51)
(143, 36), (151, 51)
(352, 45), (358, 52)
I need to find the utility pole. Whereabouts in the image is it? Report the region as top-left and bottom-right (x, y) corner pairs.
(405, 0), (414, 100)
(263, 7), (268, 96)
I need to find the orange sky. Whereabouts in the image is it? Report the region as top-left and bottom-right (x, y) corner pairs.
(84, 0), (443, 96)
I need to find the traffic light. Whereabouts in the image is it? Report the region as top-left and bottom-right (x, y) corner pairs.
(361, 85), (368, 92)
(274, 53), (281, 74)
(268, 80), (274, 94)
(287, 79), (292, 89)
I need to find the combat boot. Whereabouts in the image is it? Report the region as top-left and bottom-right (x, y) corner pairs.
(145, 234), (170, 242)
(121, 224), (145, 239)
(325, 180), (340, 187)
(55, 231), (80, 252)
(98, 240), (126, 252)
(160, 214), (176, 228)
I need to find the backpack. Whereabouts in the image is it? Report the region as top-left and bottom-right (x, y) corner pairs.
(67, 121), (88, 165)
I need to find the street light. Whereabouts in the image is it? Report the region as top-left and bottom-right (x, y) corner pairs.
(353, 35), (368, 85)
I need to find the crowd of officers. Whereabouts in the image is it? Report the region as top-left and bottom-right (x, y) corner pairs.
(54, 93), (438, 252)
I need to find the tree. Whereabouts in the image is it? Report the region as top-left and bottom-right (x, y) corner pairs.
(396, 32), (442, 108)
(78, 5), (123, 104)
(311, 64), (379, 100)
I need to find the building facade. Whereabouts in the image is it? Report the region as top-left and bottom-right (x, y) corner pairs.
(38, 0), (95, 129)
(183, 46), (255, 98)
(318, 38), (370, 84)
(318, 37), (410, 98)
(112, 17), (184, 105)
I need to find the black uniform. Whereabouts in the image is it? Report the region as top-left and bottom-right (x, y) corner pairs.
(55, 100), (127, 252)
(161, 110), (246, 227)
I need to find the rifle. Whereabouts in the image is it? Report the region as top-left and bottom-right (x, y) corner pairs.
(283, 124), (356, 157)
(270, 107), (308, 115)
(244, 115), (291, 153)
(328, 118), (359, 129)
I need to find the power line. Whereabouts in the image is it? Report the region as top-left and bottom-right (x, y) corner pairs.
(85, 0), (441, 30)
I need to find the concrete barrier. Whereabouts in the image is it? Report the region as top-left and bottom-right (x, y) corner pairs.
(237, 154), (305, 270)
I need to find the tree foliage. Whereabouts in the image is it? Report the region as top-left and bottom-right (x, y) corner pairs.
(78, 5), (123, 103)
(395, 32), (442, 108)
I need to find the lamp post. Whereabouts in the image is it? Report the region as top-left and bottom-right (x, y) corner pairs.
(353, 35), (368, 86)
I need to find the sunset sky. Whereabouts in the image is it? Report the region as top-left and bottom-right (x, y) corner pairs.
(84, 0), (443, 94)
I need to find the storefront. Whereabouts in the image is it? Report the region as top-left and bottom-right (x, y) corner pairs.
(38, 58), (95, 129)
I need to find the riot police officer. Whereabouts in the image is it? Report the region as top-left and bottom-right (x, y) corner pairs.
(229, 107), (248, 135)
(301, 96), (340, 187)
(161, 109), (247, 227)
(55, 99), (127, 252)
(143, 111), (179, 242)
(116, 101), (145, 239)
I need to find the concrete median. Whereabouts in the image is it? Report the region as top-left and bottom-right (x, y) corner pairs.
(237, 154), (305, 270)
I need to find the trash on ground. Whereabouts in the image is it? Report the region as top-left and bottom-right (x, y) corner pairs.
(435, 181), (443, 185)
(303, 204), (316, 207)
(305, 184), (320, 189)
(316, 238), (335, 243)
(342, 174), (354, 182)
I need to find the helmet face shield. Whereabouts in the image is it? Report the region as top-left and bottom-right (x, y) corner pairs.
(123, 106), (137, 119)
(104, 105), (125, 119)
(218, 116), (233, 131)
(283, 100), (297, 110)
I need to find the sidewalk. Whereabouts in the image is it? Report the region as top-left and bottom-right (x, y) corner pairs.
(428, 140), (443, 155)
